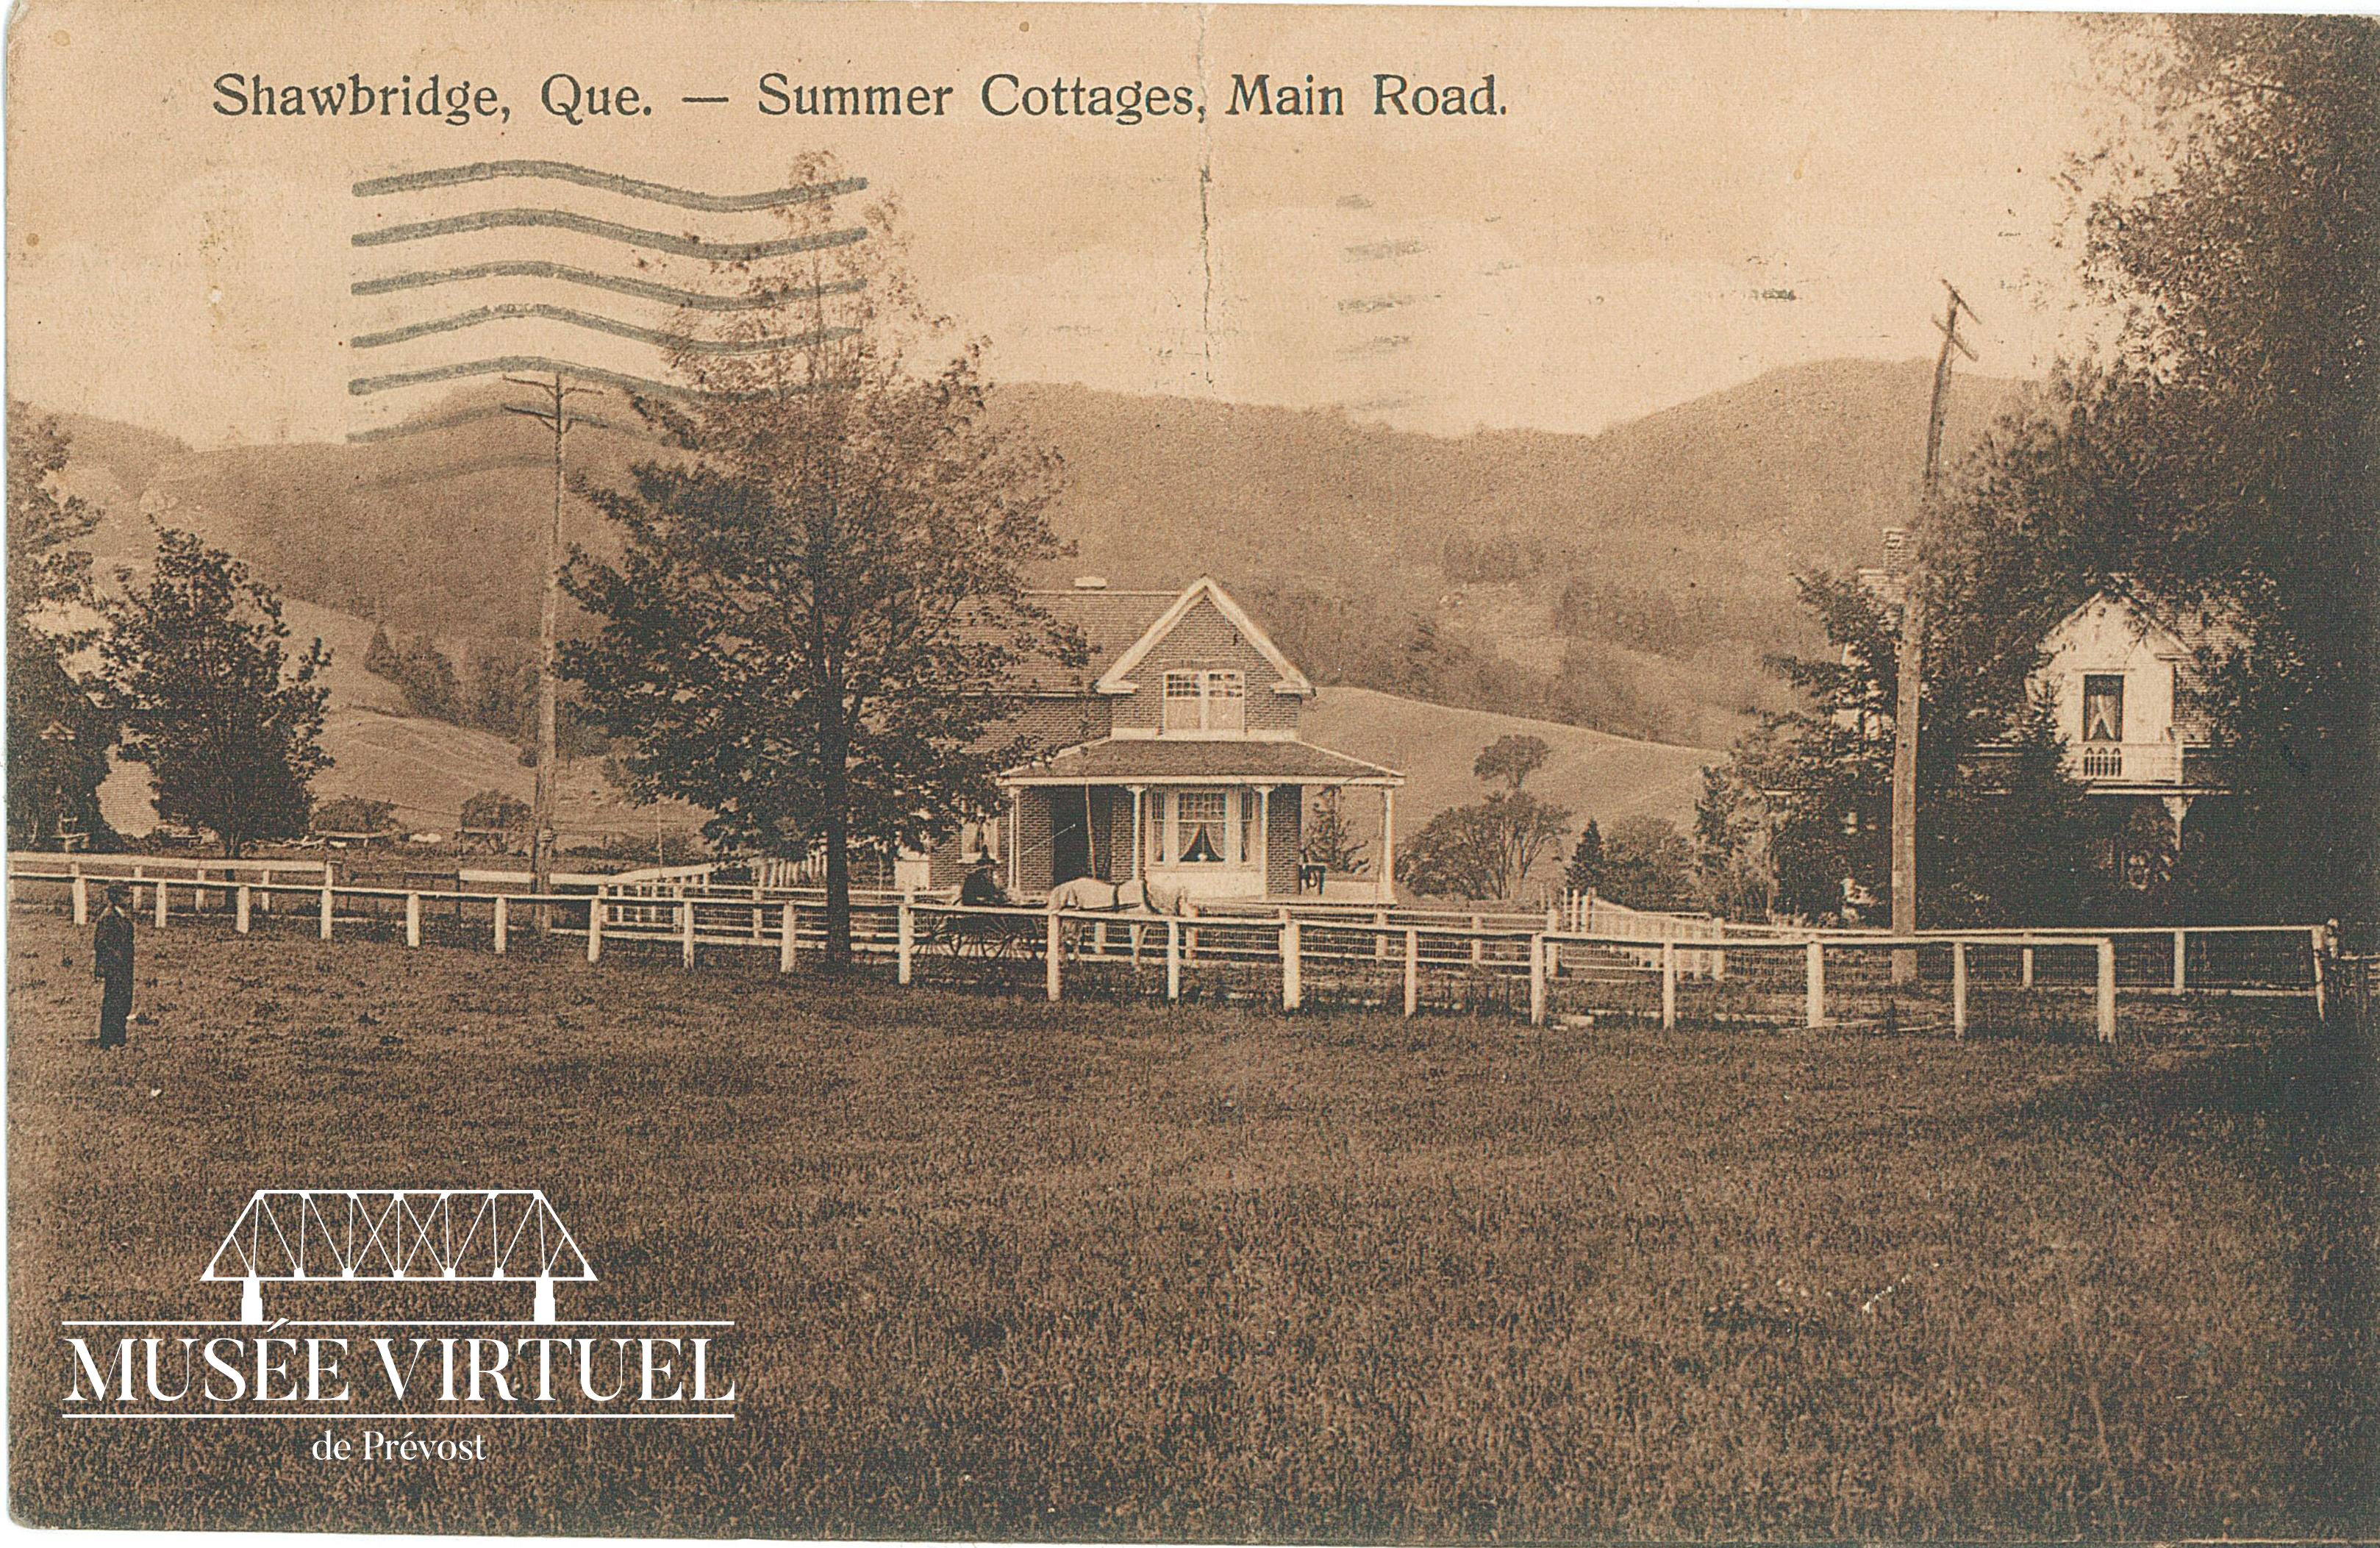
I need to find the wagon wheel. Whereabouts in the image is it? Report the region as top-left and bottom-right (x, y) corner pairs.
(937, 912), (1009, 963)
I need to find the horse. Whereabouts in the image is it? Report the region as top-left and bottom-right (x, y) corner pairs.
(1046, 875), (1198, 916)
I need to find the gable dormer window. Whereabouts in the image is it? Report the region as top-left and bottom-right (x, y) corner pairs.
(1162, 669), (1245, 732)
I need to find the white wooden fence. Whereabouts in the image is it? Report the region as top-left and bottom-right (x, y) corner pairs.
(8, 861), (2343, 1041)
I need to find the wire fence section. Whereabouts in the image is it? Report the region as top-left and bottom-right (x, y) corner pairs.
(10, 863), (2340, 1042)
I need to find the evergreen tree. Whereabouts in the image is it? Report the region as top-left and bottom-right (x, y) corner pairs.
(1562, 818), (1604, 895)
(1300, 788), (1368, 875)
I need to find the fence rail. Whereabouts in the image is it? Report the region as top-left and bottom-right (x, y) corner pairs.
(10, 866), (2341, 1042)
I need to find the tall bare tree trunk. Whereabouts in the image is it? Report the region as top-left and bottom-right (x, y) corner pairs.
(821, 726), (852, 969)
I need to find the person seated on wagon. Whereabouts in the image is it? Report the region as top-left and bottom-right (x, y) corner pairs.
(958, 860), (1007, 907)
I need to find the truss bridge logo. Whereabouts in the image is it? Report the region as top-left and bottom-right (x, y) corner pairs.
(62, 1189), (735, 1424)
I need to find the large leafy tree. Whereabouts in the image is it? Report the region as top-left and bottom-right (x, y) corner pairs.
(7, 404), (117, 849)
(101, 529), (331, 857)
(1598, 816), (1695, 913)
(1396, 738), (1572, 901)
(1929, 17), (2377, 919)
(564, 157), (1078, 965)
(1473, 734), (1551, 794)
(2093, 17), (2377, 922)
(1395, 794), (1570, 903)
(1726, 17), (2376, 926)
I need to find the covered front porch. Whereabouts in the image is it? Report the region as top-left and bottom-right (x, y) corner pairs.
(999, 738), (1404, 903)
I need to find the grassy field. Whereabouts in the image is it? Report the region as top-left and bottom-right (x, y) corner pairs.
(7, 904), (2374, 1539)
(1304, 686), (1710, 835)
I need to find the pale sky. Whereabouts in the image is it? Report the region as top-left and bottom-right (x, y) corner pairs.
(7, 2), (2129, 446)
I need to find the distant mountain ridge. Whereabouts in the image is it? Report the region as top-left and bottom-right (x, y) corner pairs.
(34, 357), (2026, 749)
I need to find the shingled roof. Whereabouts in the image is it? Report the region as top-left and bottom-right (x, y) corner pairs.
(1009, 587), (1182, 692)
(1003, 736), (1403, 785)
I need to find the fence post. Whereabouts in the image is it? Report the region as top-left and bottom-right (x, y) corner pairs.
(1952, 940), (1968, 1038)
(682, 899), (696, 968)
(1404, 927), (1420, 1017)
(1661, 938), (1677, 1030)
(1166, 919), (1182, 1002)
(2097, 938), (2117, 1044)
(319, 882), (333, 940)
(1470, 916), (1484, 966)
(404, 892), (421, 948)
(156, 878), (169, 930)
(1529, 934), (1547, 1027)
(493, 894), (509, 955)
(587, 892), (604, 964)
(71, 868), (89, 925)
(2172, 929), (2187, 994)
(2021, 945), (2035, 988)
(1280, 916), (1301, 1012)
(1373, 909), (1388, 963)
(236, 884), (252, 935)
(898, 900), (914, 986)
(1046, 911), (1063, 1002)
(1804, 938), (1824, 1028)
(779, 902), (797, 974)
(2311, 925), (2328, 1021)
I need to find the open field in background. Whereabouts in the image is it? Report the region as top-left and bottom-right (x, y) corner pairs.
(90, 639), (1704, 863)
(8, 906), (2375, 1539)
(1304, 686), (1711, 838)
(93, 600), (707, 845)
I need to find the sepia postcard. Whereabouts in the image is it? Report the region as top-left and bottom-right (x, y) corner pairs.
(5, 1), (2373, 1539)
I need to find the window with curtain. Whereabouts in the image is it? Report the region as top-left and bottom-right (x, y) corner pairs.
(1174, 791), (1230, 863)
(2083, 674), (2124, 742)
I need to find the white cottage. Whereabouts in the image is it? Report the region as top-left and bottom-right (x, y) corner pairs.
(2025, 587), (2237, 890)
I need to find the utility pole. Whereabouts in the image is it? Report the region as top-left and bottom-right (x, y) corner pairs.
(504, 372), (602, 915)
(1890, 280), (1979, 981)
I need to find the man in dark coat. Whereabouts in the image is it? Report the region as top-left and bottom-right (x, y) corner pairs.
(958, 861), (1006, 907)
(93, 885), (134, 1049)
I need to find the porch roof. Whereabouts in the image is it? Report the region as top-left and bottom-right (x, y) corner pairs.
(1001, 735), (1404, 787)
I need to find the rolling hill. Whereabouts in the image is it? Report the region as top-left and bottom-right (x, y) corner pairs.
(36, 357), (2026, 752)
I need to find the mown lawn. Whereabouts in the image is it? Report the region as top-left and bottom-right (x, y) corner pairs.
(8, 905), (2375, 1539)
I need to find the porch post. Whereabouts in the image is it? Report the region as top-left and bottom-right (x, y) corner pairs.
(1007, 787), (1021, 898)
(1377, 786), (1397, 905)
(1129, 785), (1146, 881)
(1255, 785), (1273, 898)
